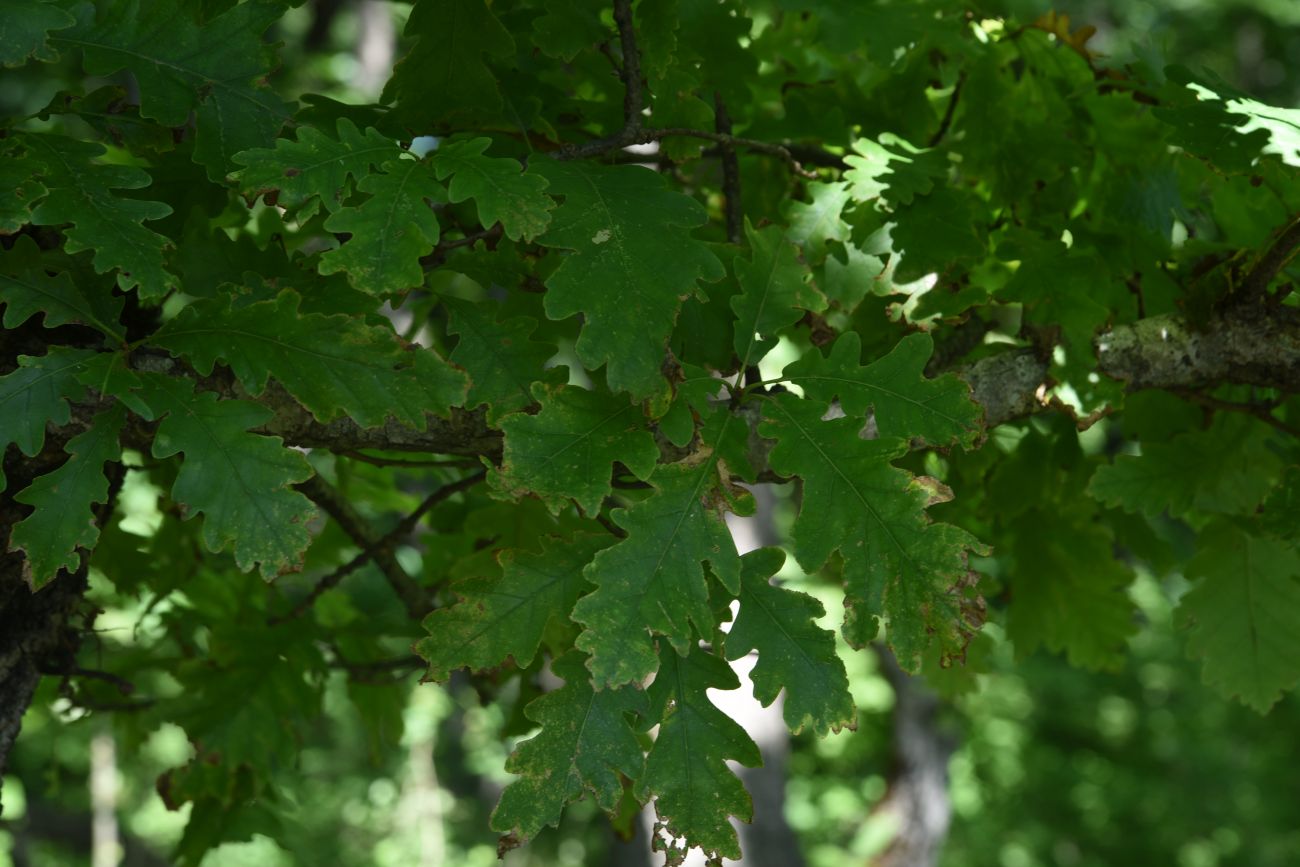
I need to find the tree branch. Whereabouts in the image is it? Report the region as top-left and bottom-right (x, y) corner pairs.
(340, 451), (481, 469)
(554, 1), (832, 177)
(279, 470), (488, 621)
(626, 127), (819, 177)
(1094, 303), (1300, 392)
(1239, 213), (1300, 298)
(327, 647), (425, 683)
(418, 224), (503, 271)
(559, 0), (644, 158)
(927, 72), (966, 148)
(714, 93), (744, 244)
(256, 390), (502, 459)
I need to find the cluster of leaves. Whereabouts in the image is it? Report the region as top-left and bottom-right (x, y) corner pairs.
(3, 0), (1300, 864)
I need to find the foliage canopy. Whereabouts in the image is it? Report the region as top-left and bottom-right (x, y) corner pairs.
(3, 0), (1300, 864)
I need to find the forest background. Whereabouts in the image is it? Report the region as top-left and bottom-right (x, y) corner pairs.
(3, 0), (1300, 866)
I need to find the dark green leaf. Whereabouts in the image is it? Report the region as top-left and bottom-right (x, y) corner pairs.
(231, 118), (399, 215)
(491, 651), (647, 843)
(1179, 522), (1300, 712)
(417, 534), (610, 681)
(0, 0), (74, 67)
(639, 644), (761, 863)
(490, 383), (659, 515)
(23, 133), (173, 299)
(0, 236), (124, 339)
(10, 404), (124, 589)
(432, 138), (553, 241)
(782, 332), (981, 447)
(573, 449), (744, 687)
(59, 0), (292, 179)
(725, 548), (856, 736)
(533, 160), (725, 402)
(758, 393), (985, 670)
(382, 0), (515, 127)
(151, 290), (467, 428)
(318, 157), (446, 294)
(139, 374), (316, 577)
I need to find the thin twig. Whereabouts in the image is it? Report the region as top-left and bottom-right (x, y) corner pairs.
(1239, 213), (1300, 299)
(43, 666), (136, 695)
(273, 471), (486, 624)
(328, 648), (425, 684)
(297, 474), (430, 619)
(1172, 388), (1300, 438)
(340, 450), (480, 469)
(927, 71), (966, 148)
(715, 93), (743, 244)
(559, 0), (644, 158)
(555, 1), (836, 177)
(628, 127), (818, 177)
(419, 224), (503, 270)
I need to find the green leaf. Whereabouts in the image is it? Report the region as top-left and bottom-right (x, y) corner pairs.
(758, 393), (985, 670)
(432, 138), (553, 241)
(58, 0), (293, 179)
(1004, 510), (1136, 670)
(490, 383), (659, 515)
(170, 612), (324, 772)
(1179, 522), (1300, 712)
(822, 242), (886, 312)
(416, 534), (610, 681)
(573, 438), (744, 687)
(318, 157), (445, 295)
(532, 0), (607, 61)
(785, 181), (852, 259)
(0, 152), (47, 234)
(150, 290), (467, 428)
(442, 296), (567, 423)
(138, 374), (316, 578)
(9, 404), (124, 589)
(730, 221), (821, 369)
(382, 0), (515, 127)
(231, 118), (399, 215)
(725, 548), (856, 736)
(782, 332), (981, 447)
(490, 651), (647, 843)
(0, 347), (94, 458)
(533, 160), (725, 402)
(844, 134), (947, 206)
(1089, 416), (1283, 518)
(0, 0), (74, 67)
(639, 644), (761, 864)
(23, 133), (173, 299)
(0, 236), (124, 340)
(889, 188), (987, 280)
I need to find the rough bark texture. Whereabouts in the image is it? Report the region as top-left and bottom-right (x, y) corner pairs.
(0, 457), (103, 815)
(1096, 304), (1300, 391)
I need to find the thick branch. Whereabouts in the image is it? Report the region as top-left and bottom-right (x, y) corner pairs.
(957, 349), (1049, 428)
(1094, 304), (1300, 392)
(123, 352), (503, 460)
(958, 303), (1300, 429)
(257, 395), (502, 459)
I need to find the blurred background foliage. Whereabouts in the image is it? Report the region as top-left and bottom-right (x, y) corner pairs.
(4, 0), (1300, 865)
